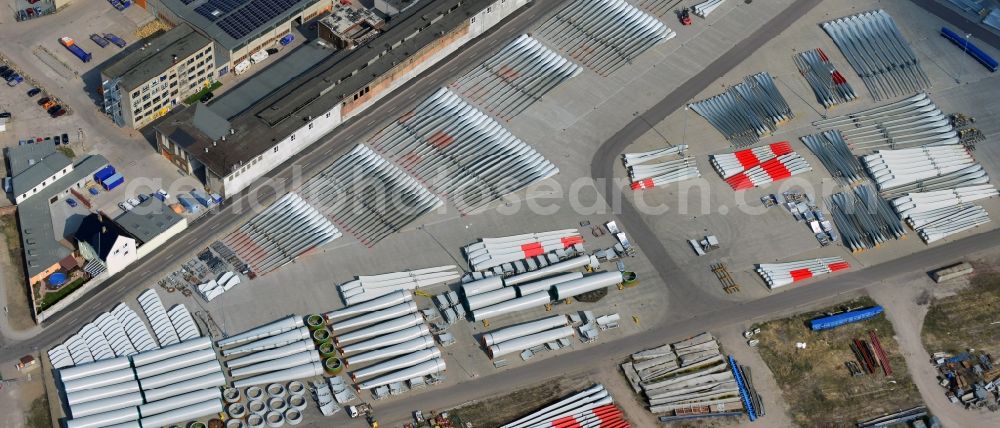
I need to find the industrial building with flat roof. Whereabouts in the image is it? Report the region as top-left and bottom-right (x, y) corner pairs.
(140, 0), (329, 72)
(153, 0), (529, 197)
(100, 24), (216, 129)
(5, 142), (73, 203)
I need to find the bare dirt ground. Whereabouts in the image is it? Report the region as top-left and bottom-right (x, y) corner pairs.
(447, 374), (597, 428)
(0, 214), (34, 330)
(754, 296), (922, 428)
(716, 326), (794, 428)
(867, 272), (1000, 428)
(0, 364), (49, 428)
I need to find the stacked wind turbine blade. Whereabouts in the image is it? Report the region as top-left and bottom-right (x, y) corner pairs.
(793, 48), (857, 108)
(297, 144), (443, 247)
(451, 34), (582, 121)
(800, 131), (866, 184)
(755, 257), (850, 288)
(892, 184), (998, 219)
(500, 384), (630, 428)
(862, 145), (975, 191)
(725, 153), (812, 190)
(822, 10), (930, 102)
(897, 202), (993, 244)
(196, 280), (224, 302)
(690, 72), (794, 148)
(536, 0), (675, 76)
(368, 88), (558, 214)
(879, 164), (990, 199)
(693, 0), (725, 17)
(622, 145), (688, 168)
(828, 185), (907, 252)
(463, 230), (585, 271)
(710, 142), (793, 179)
(338, 266), (460, 305)
(628, 158), (700, 190)
(813, 93), (958, 152)
(218, 192), (341, 276)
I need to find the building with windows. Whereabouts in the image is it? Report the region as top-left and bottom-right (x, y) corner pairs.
(75, 214), (138, 278)
(139, 0), (329, 74)
(152, 0), (528, 197)
(5, 142), (73, 204)
(100, 24), (215, 129)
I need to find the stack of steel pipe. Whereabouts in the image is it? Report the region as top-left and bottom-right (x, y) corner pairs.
(862, 145), (975, 191)
(801, 131), (866, 184)
(793, 48), (857, 108)
(725, 153), (812, 190)
(536, 0), (675, 76)
(324, 290), (412, 322)
(472, 291), (554, 322)
(693, 0), (725, 17)
(344, 335), (437, 367)
(689, 72), (793, 148)
(297, 144), (443, 246)
(337, 266), (459, 305)
(822, 10), (930, 101)
(755, 257), (850, 288)
(501, 384), (629, 428)
(451, 34), (582, 120)
(463, 229), (584, 271)
(218, 192), (341, 276)
(709, 142), (792, 179)
(481, 315), (569, 347)
(815, 97), (957, 152)
(828, 185), (907, 252)
(330, 301), (419, 333)
(628, 157), (701, 190)
(368, 88), (558, 214)
(334, 313), (425, 345)
(487, 326), (576, 359)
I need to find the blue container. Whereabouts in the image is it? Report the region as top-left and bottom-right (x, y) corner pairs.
(48, 272), (67, 287)
(809, 306), (884, 331)
(102, 173), (124, 191)
(178, 196), (199, 213)
(94, 165), (116, 182)
(191, 191), (210, 207)
(941, 27), (998, 72)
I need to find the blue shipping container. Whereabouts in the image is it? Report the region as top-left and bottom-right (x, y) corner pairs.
(809, 306), (884, 331)
(178, 196), (199, 213)
(102, 173), (124, 191)
(941, 27), (998, 72)
(191, 191), (210, 207)
(94, 165), (116, 182)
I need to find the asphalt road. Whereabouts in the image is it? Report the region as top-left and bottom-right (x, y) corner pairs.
(0, 0), (566, 360)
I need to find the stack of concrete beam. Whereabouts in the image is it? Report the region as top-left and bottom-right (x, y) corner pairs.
(369, 88), (558, 214)
(463, 229), (585, 271)
(620, 333), (742, 415)
(500, 384), (630, 428)
(813, 93), (957, 152)
(336, 266), (460, 305)
(755, 257), (850, 288)
(218, 192), (342, 276)
(537, 0), (675, 76)
(452, 34), (582, 120)
(822, 10), (930, 101)
(298, 144), (443, 246)
(690, 73), (793, 147)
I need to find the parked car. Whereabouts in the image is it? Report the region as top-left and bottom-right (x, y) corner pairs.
(66, 198), (77, 207)
(0, 69), (12, 79)
(199, 92), (214, 103)
(119, 201), (134, 212)
(37, 97), (50, 106)
(138, 193), (150, 203)
(88, 187), (99, 196)
(27, 87), (41, 97)
(52, 135), (60, 143)
(0, 66), (8, 74)
(43, 137), (52, 144)
(126, 197), (141, 206)
(52, 108), (66, 118)
(46, 105), (61, 115)
(61, 133), (69, 144)
(7, 74), (23, 86)
(0, 112), (11, 119)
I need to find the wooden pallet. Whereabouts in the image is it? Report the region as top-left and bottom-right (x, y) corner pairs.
(711, 263), (740, 293)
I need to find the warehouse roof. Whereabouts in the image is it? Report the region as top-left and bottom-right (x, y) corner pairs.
(114, 197), (185, 244)
(101, 24), (211, 92)
(154, 0), (492, 177)
(18, 155), (109, 279)
(155, 0), (321, 53)
(5, 142), (73, 198)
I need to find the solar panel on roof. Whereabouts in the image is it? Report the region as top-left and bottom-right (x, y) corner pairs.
(214, 0), (299, 39)
(194, 0), (247, 21)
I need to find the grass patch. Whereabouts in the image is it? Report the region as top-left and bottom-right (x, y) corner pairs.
(25, 396), (52, 428)
(755, 296), (922, 428)
(56, 146), (75, 159)
(183, 81), (222, 105)
(923, 271), (1000, 356)
(38, 277), (86, 312)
